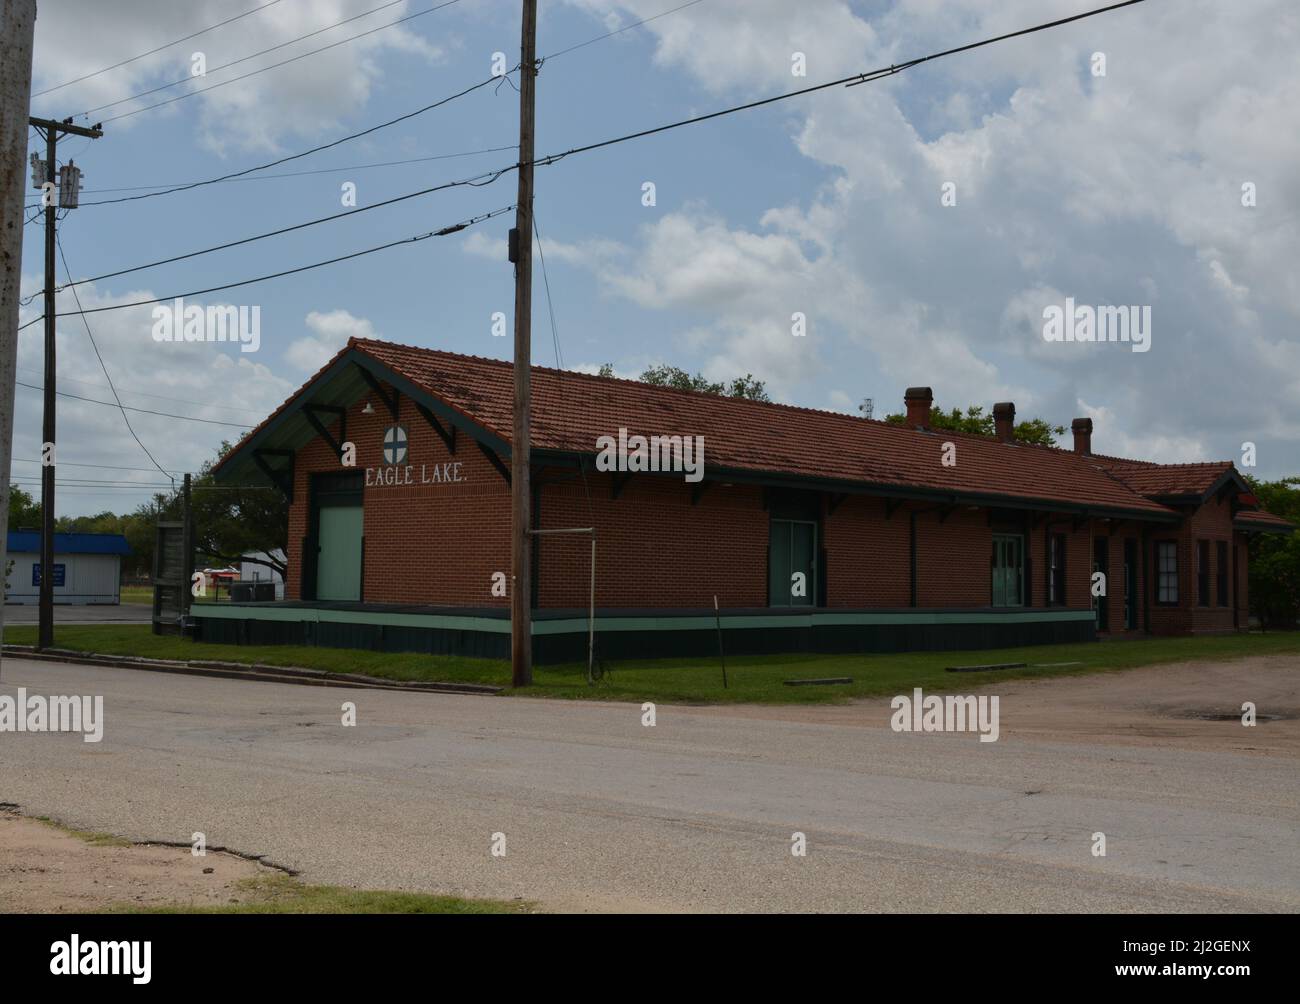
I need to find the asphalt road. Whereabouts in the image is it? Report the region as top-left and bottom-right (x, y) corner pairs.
(2, 602), (152, 625)
(1, 656), (1297, 912)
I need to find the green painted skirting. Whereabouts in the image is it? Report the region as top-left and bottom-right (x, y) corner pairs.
(189, 605), (1096, 635)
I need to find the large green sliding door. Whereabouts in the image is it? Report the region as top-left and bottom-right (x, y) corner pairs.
(316, 505), (363, 601)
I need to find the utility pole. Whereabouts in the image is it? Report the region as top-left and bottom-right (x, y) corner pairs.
(510, 0), (538, 687)
(0, 0), (38, 679)
(29, 115), (102, 650)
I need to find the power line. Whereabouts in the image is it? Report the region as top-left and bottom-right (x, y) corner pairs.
(532, 209), (595, 523)
(533, 213), (563, 370)
(72, 70), (505, 207)
(57, 233), (174, 482)
(11, 457), (187, 474)
(16, 381), (254, 429)
(10, 476), (186, 488)
(49, 204), (513, 320)
(53, 0), (711, 210)
(531, 0), (1151, 169)
(25, 1), (1145, 317)
(37, 0), (713, 214)
(73, 144), (518, 195)
(541, 0), (708, 61)
(17, 366), (266, 415)
(33, 0), (290, 98)
(49, 164), (512, 294)
(88, 0), (466, 124)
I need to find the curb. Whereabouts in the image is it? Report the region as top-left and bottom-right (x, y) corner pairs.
(0, 645), (502, 695)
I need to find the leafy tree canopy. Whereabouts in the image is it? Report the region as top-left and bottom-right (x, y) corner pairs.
(596, 363), (771, 402)
(884, 404), (1065, 447)
(1244, 475), (1300, 628)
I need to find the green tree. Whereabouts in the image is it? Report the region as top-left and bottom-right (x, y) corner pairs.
(188, 442), (288, 579)
(596, 362), (771, 402)
(112, 444), (289, 581)
(884, 404), (1065, 447)
(1244, 475), (1300, 629)
(7, 485), (40, 530)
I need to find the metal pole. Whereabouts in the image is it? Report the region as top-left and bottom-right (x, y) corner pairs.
(27, 116), (99, 652)
(527, 527), (597, 683)
(0, 0), (37, 677)
(182, 473), (193, 624)
(37, 127), (55, 650)
(588, 536), (596, 685)
(510, 0), (538, 688)
(714, 594), (728, 689)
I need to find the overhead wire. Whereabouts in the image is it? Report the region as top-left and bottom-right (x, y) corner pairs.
(56, 232), (175, 482)
(34, 0), (290, 97)
(48, 204), (513, 320)
(88, 0), (467, 124)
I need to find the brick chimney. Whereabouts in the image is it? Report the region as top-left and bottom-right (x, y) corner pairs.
(993, 402), (1016, 444)
(904, 387), (933, 430)
(1072, 417), (1093, 455)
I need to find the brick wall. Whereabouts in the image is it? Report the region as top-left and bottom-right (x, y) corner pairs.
(278, 389), (1243, 632)
(822, 495), (909, 607)
(1147, 496), (1239, 635)
(536, 474), (767, 609)
(285, 382), (511, 605)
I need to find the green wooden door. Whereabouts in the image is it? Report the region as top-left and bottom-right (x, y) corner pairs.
(769, 519), (816, 606)
(316, 506), (363, 601)
(991, 534), (1023, 607)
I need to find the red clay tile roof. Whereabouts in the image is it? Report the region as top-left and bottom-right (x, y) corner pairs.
(341, 338), (1179, 517)
(219, 337), (1299, 527)
(1235, 509), (1294, 530)
(1091, 457), (1236, 497)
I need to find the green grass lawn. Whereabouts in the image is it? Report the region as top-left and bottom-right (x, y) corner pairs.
(5, 622), (1298, 704)
(119, 585), (225, 605)
(119, 874), (530, 914)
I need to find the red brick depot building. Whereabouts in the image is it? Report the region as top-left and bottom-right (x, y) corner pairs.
(202, 338), (1292, 662)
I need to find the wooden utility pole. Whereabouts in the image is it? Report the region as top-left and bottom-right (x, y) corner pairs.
(0, 0), (38, 678)
(510, 0), (538, 687)
(29, 115), (102, 650)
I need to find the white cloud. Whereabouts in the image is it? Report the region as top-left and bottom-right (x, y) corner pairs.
(286, 309), (375, 372)
(553, 0), (1300, 465)
(13, 272), (295, 512)
(31, 1), (446, 153)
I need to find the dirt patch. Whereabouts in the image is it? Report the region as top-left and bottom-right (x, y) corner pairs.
(687, 654), (1300, 756)
(0, 811), (274, 913)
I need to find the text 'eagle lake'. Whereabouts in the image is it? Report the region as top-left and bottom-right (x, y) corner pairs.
(365, 462), (465, 487)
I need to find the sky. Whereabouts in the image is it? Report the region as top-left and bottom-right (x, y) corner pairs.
(16, 0), (1300, 517)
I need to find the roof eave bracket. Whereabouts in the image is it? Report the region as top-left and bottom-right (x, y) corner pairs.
(354, 362), (399, 420)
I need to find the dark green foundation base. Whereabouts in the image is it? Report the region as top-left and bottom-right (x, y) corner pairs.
(189, 602), (1098, 665)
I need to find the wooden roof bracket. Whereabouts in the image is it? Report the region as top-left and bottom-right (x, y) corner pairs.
(303, 404), (346, 462)
(252, 448), (294, 503)
(354, 363), (399, 420)
(413, 401), (457, 455)
(476, 439), (510, 485)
